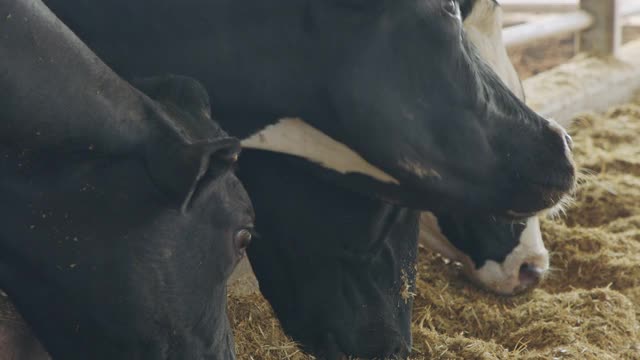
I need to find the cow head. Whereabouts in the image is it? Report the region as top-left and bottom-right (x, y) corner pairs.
(0, 69), (254, 360)
(236, 0), (574, 217)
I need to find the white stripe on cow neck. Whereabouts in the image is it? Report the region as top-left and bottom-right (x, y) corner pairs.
(241, 118), (400, 184)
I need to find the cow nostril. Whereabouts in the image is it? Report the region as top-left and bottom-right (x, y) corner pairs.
(519, 263), (544, 288)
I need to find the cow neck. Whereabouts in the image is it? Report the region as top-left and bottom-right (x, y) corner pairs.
(241, 118), (400, 185)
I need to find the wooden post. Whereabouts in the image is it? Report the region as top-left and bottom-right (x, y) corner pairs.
(579, 0), (621, 57)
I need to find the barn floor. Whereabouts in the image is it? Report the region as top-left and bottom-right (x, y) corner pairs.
(229, 99), (640, 359)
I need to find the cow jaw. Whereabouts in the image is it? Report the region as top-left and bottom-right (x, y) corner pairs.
(241, 118), (400, 185)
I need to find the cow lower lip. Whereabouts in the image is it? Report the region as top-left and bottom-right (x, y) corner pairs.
(527, 169), (576, 192)
(535, 186), (572, 206)
(505, 182), (573, 214)
(531, 179), (573, 192)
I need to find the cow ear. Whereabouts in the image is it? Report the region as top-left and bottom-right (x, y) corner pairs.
(145, 137), (241, 212)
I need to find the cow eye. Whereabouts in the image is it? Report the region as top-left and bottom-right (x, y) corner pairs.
(234, 228), (253, 250)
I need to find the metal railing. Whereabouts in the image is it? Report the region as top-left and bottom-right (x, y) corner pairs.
(502, 0), (640, 56)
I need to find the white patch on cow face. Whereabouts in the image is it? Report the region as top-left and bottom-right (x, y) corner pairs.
(420, 214), (549, 295)
(471, 217), (549, 295)
(241, 118), (400, 184)
(463, 0), (525, 100)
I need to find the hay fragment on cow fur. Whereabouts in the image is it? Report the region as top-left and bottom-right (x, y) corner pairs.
(230, 100), (640, 359)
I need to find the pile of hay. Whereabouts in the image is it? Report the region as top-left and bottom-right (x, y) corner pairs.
(229, 100), (640, 359)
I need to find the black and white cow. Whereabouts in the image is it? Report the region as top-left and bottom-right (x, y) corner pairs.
(27, 0), (575, 359)
(422, 0), (551, 296)
(0, 1), (253, 359)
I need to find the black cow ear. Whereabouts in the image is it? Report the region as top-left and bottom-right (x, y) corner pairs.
(145, 137), (241, 212)
(134, 74), (237, 211)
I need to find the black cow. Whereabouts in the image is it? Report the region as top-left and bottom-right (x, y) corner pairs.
(0, 0), (253, 359)
(43, 0), (575, 216)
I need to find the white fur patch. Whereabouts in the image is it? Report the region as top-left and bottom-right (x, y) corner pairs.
(421, 215), (549, 295)
(241, 118), (400, 184)
(463, 0), (525, 100)
(472, 216), (549, 295)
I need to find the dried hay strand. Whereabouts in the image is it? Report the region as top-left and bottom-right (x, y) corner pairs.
(230, 101), (640, 359)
